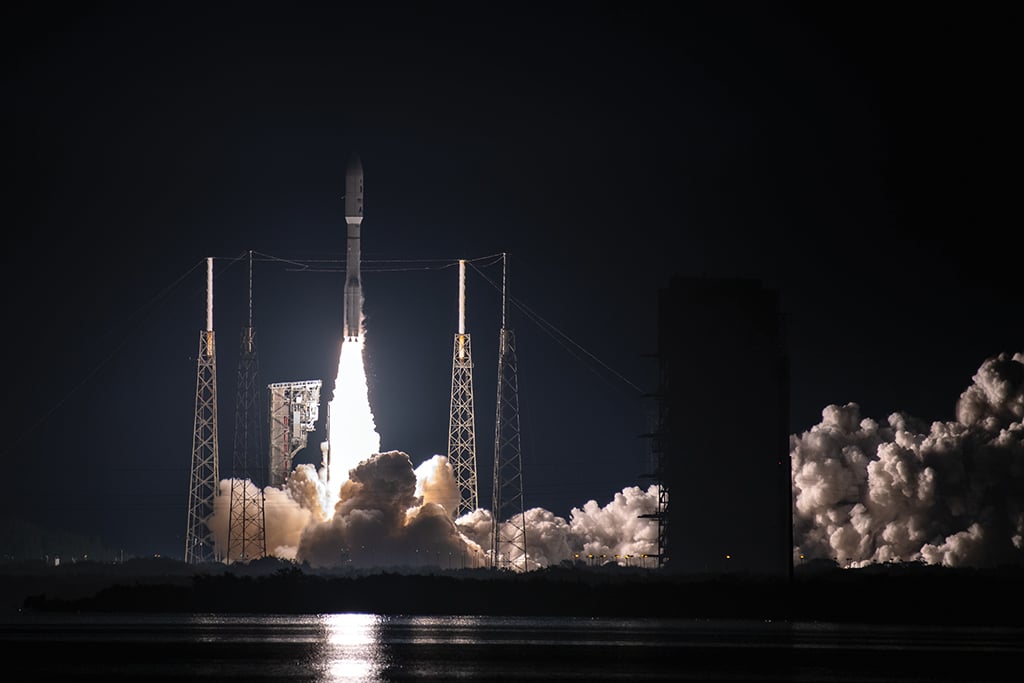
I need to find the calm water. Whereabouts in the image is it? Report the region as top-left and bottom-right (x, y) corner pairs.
(2, 613), (1021, 681)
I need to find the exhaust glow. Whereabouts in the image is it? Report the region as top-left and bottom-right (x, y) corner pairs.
(324, 337), (380, 515)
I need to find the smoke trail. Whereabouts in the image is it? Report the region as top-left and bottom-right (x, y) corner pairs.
(792, 351), (1024, 568)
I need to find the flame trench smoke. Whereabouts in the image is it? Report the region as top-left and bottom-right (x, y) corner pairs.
(209, 332), (660, 569)
(197, 131), (1024, 573)
(213, 338), (1021, 571)
(792, 352), (1024, 568)
(208, 215), (1022, 573)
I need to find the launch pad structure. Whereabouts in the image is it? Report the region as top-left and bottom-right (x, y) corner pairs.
(267, 380), (322, 487)
(184, 156), (537, 570)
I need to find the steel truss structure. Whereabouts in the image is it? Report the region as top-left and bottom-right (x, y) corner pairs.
(185, 259), (220, 564)
(227, 253), (267, 562)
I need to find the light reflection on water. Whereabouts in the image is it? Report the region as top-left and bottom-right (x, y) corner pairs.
(186, 613), (392, 680)
(3, 613), (1022, 681)
(319, 613), (386, 682)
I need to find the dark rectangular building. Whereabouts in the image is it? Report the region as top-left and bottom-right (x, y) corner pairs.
(652, 276), (790, 577)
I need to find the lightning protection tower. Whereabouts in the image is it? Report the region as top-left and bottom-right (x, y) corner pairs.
(185, 257), (220, 564)
(227, 251), (267, 563)
(491, 253), (527, 571)
(447, 259), (478, 517)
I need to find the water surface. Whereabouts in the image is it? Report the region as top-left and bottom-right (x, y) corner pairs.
(3, 613), (1020, 681)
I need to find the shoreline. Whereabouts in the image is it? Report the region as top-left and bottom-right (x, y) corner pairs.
(5, 560), (1023, 625)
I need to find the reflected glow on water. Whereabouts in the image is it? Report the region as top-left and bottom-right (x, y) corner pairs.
(4, 613), (1022, 681)
(319, 613), (386, 682)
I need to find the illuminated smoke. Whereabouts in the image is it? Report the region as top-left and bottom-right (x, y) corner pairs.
(212, 332), (1019, 570)
(567, 485), (660, 564)
(415, 454), (461, 517)
(296, 450), (483, 569)
(212, 452), (661, 569)
(210, 321), (661, 569)
(792, 351), (1024, 568)
(455, 485), (661, 569)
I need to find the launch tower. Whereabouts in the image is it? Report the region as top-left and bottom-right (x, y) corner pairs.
(447, 260), (479, 517)
(227, 251), (267, 562)
(185, 258), (220, 564)
(491, 253), (528, 570)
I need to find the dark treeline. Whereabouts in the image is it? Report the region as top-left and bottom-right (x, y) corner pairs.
(8, 559), (1024, 625)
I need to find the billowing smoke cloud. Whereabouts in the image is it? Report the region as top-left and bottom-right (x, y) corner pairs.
(792, 351), (1024, 568)
(210, 473), (313, 561)
(206, 243), (668, 570)
(414, 454), (460, 516)
(212, 452), (660, 569)
(455, 484), (660, 569)
(295, 450), (481, 568)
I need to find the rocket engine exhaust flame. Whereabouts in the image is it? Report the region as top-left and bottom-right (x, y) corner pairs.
(324, 338), (380, 511)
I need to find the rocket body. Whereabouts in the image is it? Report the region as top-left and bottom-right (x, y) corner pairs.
(344, 155), (364, 341)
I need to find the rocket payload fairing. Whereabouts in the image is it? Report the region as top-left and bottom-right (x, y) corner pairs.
(344, 154), (364, 341)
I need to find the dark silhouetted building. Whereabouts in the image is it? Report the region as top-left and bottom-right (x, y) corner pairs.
(649, 276), (791, 577)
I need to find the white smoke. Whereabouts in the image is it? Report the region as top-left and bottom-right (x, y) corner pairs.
(212, 331), (1020, 572)
(209, 321), (661, 570)
(212, 451), (661, 569)
(454, 484), (661, 569)
(294, 450), (483, 569)
(414, 454), (461, 517)
(792, 351), (1024, 568)
(568, 485), (660, 562)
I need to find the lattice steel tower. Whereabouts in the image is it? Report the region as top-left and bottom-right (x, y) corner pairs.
(185, 258), (220, 564)
(491, 253), (528, 570)
(227, 251), (267, 563)
(447, 259), (478, 517)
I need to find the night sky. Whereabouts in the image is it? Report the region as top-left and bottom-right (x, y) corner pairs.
(3, 2), (1019, 559)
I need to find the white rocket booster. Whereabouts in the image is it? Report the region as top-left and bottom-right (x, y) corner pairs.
(344, 154), (364, 341)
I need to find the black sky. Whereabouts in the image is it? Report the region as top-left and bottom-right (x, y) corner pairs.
(2, 2), (1020, 558)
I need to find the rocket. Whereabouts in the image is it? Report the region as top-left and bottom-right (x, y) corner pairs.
(344, 154), (364, 341)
